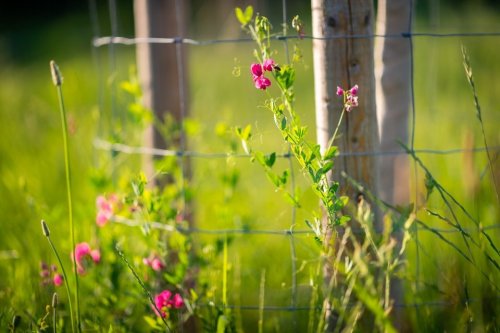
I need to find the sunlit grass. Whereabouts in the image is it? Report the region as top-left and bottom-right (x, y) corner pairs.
(0, 2), (499, 331)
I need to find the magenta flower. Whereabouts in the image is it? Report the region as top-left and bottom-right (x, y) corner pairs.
(72, 242), (100, 275)
(262, 59), (275, 72)
(53, 274), (64, 286)
(350, 84), (358, 96)
(336, 86), (344, 96)
(143, 253), (165, 272)
(172, 293), (184, 308)
(153, 290), (184, 317)
(250, 63), (263, 77)
(253, 76), (271, 90)
(337, 84), (359, 112)
(250, 59), (277, 90)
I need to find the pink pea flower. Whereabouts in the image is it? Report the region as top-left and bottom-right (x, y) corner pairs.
(153, 290), (184, 317)
(337, 84), (359, 112)
(253, 76), (271, 90)
(53, 274), (64, 287)
(262, 59), (275, 72)
(143, 253), (165, 272)
(154, 290), (172, 318)
(72, 242), (100, 275)
(250, 63), (263, 77)
(336, 86), (344, 96)
(95, 194), (118, 227)
(350, 84), (358, 96)
(172, 293), (184, 309)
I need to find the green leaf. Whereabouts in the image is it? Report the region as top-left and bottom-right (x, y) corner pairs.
(338, 215), (351, 225)
(265, 152), (276, 167)
(235, 6), (253, 26)
(323, 146), (338, 160)
(216, 315), (229, 333)
(244, 6), (253, 22)
(143, 316), (162, 330)
(275, 65), (295, 90)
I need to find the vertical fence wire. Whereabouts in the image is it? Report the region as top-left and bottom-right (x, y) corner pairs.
(174, 0), (189, 222)
(107, 0), (119, 184)
(280, 0), (299, 319)
(408, 0), (422, 327)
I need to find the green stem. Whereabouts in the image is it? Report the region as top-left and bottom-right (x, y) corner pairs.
(55, 85), (81, 332)
(52, 293), (58, 333)
(115, 246), (172, 332)
(328, 107), (347, 152)
(42, 221), (75, 333)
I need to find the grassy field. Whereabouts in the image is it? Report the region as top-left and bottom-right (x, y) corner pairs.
(0, 1), (499, 332)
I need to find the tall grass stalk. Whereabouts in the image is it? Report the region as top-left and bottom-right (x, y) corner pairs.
(52, 293), (58, 333)
(222, 235), (228, 306)
(258, 269), (266, 333)
(41, 220), (75, 333)
(49, 60), (80, 332)
(461, 45), (500, 205)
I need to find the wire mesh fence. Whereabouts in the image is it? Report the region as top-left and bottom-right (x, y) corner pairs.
(87, 0), (500, 324)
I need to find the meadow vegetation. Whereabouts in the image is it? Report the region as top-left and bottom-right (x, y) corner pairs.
(0, 2), (498, 332)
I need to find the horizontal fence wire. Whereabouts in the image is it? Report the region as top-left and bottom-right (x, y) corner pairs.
(111, 216), (500, 235)
(92, 31), (500, 47)
(199, 294), (500, 312)
(94, 138), (500, 158)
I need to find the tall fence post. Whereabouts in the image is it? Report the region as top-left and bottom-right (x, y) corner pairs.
(312, 0), (378, 210)
(374, 0), (411, 330)
(312, 0), (378, 328)
(134, 0), (188, 182)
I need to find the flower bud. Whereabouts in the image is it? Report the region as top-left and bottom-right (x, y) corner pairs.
(50, 60), (63, 86)
(41, 220), (50, 237)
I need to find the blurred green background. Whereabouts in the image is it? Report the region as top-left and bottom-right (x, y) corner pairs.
(0, 0), (499, 331)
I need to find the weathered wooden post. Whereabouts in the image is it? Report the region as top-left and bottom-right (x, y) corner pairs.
(375, 0), (410, 206)
(312, 0), (378, 329)
(134, 0), (188, 181)
(374, 0), (411, 330)
(312, 0), (378, 209)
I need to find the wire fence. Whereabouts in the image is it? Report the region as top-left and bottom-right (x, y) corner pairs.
(88, 0), (500, 320)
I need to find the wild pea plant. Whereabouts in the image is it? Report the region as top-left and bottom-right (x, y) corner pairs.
(235, 7), (415, 332)
(235, 7), (354, 240)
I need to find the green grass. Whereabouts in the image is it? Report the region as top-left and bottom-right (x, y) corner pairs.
(0, 2), (499, 332)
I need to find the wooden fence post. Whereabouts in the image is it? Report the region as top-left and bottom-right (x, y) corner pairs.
(312, 0), (378, 207)
(134, 0), (188, 181)
(374, 0), (411, 330)
(375, 0), (410, 206)
(312, 0), (378, 220)
(312, 0), (378, 328)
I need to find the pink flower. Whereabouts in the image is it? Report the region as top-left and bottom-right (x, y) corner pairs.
(250, 60), (277, 90)
(336, 86), (344, 96)
(337, 84), (359, 112)
(72, 242), (100, 275)
(250, 63), (263, 77)
(350, 84), (358, 96)
(95, 194), (118, 227)
(346, 95), (359, 112)
(172, 293), (184, 309)
(143, 253), (165, 272)
(53, 274), (64, 286)
(262, 59), (275, 72)
(153, 290), (184, 317)
(253, 76), (271, 90)
(154, 290), (172, 317)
